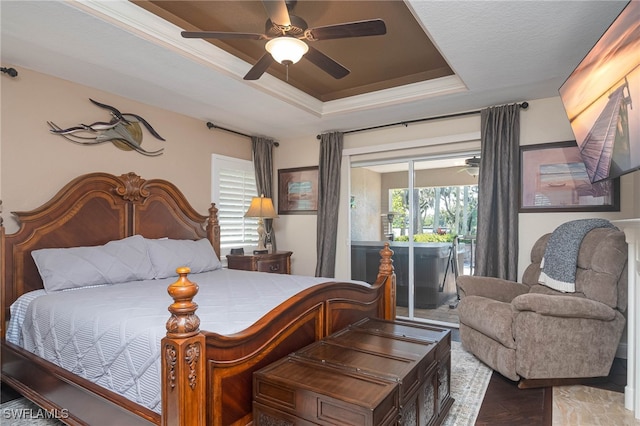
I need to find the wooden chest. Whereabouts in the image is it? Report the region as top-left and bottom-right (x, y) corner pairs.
(253, 318), (453, 425)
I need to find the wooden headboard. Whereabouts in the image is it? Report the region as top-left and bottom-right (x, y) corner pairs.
(1, 172), (220, 335)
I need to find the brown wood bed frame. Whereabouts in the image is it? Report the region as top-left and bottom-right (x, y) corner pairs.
(1, 171), (396, 426)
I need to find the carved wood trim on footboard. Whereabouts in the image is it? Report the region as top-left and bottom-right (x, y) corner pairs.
(207, 303), (325, 426)
(160, 243), (396, 426)
(161, 267), (206, 426)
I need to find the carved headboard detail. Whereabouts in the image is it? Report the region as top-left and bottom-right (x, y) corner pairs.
(1, 172), (220, 336)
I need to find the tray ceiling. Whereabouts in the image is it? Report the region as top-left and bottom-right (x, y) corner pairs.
(133, 1), (454, 102)
(0, 1), (629, 140)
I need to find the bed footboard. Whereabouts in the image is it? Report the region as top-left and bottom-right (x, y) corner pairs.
(160, 243), (396, 426)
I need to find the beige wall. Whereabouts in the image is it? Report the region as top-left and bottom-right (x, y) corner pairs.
(270, 136), (320, 274)
(1, 67), (250, 235)
(517, 97), (637, 279)
(635, 172), (640, 215)
(331, 97), (637, 281)
(2, 69), (638, 280)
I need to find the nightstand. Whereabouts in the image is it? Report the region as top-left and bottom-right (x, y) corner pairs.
(226, 251), (292, 274)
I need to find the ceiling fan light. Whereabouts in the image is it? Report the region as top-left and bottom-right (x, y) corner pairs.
(466, 166), (480, 178)
(265, 37), (309, 65)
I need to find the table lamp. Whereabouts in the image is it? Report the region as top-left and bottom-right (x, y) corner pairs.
(244, 194), (278, 251)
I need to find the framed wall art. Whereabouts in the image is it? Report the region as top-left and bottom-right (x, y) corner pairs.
(519, 141), (620, 212)
(278, 166), (319, 214)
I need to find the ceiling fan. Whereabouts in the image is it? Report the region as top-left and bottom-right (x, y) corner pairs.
(181, 0), (386, 81)
(459, 156), (481, 177)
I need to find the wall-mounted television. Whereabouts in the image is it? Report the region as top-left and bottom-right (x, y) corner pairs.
(559, 0), (640, 183)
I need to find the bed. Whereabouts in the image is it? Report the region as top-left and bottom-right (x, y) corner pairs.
(1, 171), (396, 426)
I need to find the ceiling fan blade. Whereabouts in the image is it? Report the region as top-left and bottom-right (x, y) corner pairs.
(305, 46), (350, 79)
(243, 53), (275, 80)
(306, 19), (386, 41)
(262, 0), (291, 27)
(181, 31), (265, 40)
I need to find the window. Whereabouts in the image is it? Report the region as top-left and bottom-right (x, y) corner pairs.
(211, 155), (258, 254)
(389, 185), (478, 238)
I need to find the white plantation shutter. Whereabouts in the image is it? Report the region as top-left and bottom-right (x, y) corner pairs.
(212, 155), (259, 254)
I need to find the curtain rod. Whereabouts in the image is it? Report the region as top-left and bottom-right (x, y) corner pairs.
(206, 122), (279, 146)
(316, 101), (529, 139)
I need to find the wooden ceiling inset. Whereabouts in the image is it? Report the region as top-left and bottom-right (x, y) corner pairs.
(133, 0), (453, 102)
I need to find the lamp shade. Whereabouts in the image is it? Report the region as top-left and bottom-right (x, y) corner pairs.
(265, 37), (309, 64)
(244, 195), (278, 219)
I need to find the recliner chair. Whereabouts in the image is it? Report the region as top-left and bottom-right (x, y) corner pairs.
(457, 227), (627, 387)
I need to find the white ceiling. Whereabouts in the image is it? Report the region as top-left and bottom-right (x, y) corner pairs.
(0, 1), (628, 141)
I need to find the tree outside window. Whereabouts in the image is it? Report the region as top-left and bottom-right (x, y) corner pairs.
(389, 185), (478, 238)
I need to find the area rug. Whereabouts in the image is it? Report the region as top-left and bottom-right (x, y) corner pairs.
(1, 341), (492, 425)
(443, 341), (493, 425)
(0, 397), (65, 426)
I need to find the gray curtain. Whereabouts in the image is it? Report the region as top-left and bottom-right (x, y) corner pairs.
(251, 136), (277, 251)
(474, 104), (520, 281)
(315, 132), (344, 278)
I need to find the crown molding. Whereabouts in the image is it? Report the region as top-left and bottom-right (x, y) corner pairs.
(68, 0), (466, 118)
(323, 75), (466, 116)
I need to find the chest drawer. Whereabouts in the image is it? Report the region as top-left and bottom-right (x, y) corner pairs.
(255, 357), (399, 426)
(253, 318), (453, 425)
(256, 257), (287, 274)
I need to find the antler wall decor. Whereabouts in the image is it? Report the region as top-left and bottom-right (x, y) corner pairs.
(48, 99), (165, 156)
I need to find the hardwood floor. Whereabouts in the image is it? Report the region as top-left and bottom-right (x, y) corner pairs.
(472, 345), (627, 425)
(1, 383), (21, 403)
(476, 373), (551, 425)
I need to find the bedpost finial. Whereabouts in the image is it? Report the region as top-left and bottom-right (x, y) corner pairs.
(208, 203), (220, 233)
(208, 203), (219, 223)
(207, 203), (221, 260)
(166, 267), (201, 338)
(378, 242), (394, 276)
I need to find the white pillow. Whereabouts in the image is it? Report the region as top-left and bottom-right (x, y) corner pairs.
(32, 235), (155, 292)
(145, 238), (222, 279)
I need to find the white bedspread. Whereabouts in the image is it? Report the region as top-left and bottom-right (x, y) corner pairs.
(8, 269), (361, 413)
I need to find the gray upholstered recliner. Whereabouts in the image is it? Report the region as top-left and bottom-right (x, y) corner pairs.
(457, 227), (627, 385)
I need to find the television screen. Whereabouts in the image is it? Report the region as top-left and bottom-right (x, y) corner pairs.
(558, 0), (640, 183)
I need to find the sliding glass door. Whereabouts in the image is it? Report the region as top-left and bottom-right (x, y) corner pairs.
(350, 155), (478, 325)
